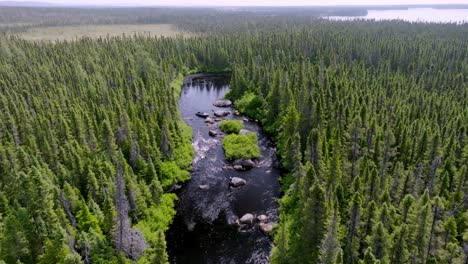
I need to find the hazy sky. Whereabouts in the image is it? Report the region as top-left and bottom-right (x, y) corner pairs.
(4, 0), (468, 6)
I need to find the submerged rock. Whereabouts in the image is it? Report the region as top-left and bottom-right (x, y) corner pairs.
(227, 215), (239, 226)
(259, 222), (274, 233)
(239, 213), (255, 224)
(204, 117), (215, 124)
(196, 112), (210, 118)
(213, 99), (232, 107)
(214, 110), (230, 117)
(223, 165), (234, 170)
(257, 215), (268, 223)
(230, 177), (246, 187)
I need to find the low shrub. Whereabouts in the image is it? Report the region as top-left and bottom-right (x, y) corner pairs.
(223, 132), (261, 160)
(220, 120), (244, 134)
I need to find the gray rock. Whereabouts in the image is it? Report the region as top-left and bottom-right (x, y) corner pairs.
(233, 165), (244, 171)
(204, 117), (215, 124)
(259, 222), (274, 233)
(223, 165), (234, 170)
(234, 159), (255, 169)
(214, 110), (230, 117)
(213, 99), (232, 107)
(230, 177), (246, 187)
(196, 112), (210, 118)
(209, 130), (218, 137)
(239, 213), (255, 224)
(257, 214), (268, 223)
(199, 184), (209, 190)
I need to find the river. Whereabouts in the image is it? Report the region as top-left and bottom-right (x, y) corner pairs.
(325, 8), (468, 23)
(166, 74), (280, 264)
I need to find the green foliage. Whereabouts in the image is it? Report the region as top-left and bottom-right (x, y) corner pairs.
(234, 92), (264, 120)
(222, 132), (261, 160)
(219, 120), (244, 134)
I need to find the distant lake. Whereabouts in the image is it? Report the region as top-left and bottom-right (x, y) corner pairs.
(326, 8), (468, 23)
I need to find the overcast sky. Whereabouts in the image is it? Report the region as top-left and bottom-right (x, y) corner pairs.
(3, 0), (468, 6)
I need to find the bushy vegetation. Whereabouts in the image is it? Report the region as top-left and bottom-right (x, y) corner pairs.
(223, 133), (261, 160)
(219, 120), (244, 134)
(231, 92), (264, 120)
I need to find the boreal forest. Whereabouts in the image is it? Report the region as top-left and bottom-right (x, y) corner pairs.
(0, 5), (467, 264)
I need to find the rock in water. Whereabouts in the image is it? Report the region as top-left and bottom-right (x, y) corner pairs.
(214, 110), (230, 117)
(204, 117), (215, 124)
(239, 213), (255, 224)
(233, 165), (244, 171)
(196, 112), (210, 118)
(259, 223), (274, 233)
(199, 184), (209, 190)
(257, 215), (268, 222)
(234, 159), (255, 169)
(230, 177), (246, 187)
(209, 130), (218, 137)
(213, 99), (232, 107)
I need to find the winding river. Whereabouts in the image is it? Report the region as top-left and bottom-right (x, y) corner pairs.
(166, 74), (280, 264)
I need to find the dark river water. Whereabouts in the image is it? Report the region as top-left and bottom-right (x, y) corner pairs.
(166, 74), (280, 264)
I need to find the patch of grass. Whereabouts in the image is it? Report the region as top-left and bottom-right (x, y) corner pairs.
(220, 120), (244, 134)
(15, 24), (194, 41)
(223, 132), (261, 160)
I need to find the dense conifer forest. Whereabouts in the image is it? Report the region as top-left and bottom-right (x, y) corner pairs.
(0, 7), (467, 264)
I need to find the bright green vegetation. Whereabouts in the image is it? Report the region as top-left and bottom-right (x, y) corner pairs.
(0, 6), (467, 264)
(231, 92), (264, 120)
(223, 133), (261, 160)
(219, 120), (244, 134)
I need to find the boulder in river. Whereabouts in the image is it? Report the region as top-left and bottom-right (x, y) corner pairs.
(213, 99), (232, 107)
(232, 110), (240, 115)
(239, 213), (255, 224)
(209, 130), (218, 137)
(233, 165), (244, 171)
(204, 117), (215, 124)
(234, 159), (255, 169)
(214, 110), (230, 117)
(259, 222), (274, 233)
(199, 184), (209, 190)
(230, 177), (246, 187)
(196, 112), (210, 118)
(257, 214), (268, 223)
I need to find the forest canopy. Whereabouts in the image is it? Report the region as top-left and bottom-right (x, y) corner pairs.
(0, 6), (467, 264)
